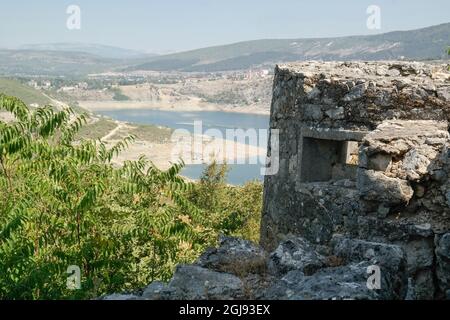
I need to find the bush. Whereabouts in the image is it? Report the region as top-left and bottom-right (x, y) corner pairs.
(187, 161), (263, 243)
(111, 88), (130, 101)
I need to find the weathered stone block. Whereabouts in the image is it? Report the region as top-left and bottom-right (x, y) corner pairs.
(435, 233), (450, 295)
(332, 237), (406, 271)
(167, 265), (246, 300)
(264, 261), (398, 300)
(357, 169), (414, 205)
(413, 269), (435, 300)
(268, 237), (326, 276)
(196, 236), (266, 276)
(400, 239), (435, 274)
(368, 153), (392, 172)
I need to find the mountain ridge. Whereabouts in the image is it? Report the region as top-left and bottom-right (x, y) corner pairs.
(0, 23), (448, 76)
(18, 43), (156, 59)
(129, 22), (450, 72)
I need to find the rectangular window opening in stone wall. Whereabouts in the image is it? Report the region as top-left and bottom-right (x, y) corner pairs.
(300, 137), (360, 183)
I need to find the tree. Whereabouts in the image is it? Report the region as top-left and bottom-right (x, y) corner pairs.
(0, 94), (201, 299)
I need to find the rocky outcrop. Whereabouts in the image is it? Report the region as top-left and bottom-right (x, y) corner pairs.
(358, 120), (449, 211)
(355, 120), (450, 299)
(331, 236), (407, 299)
(435, 232), (450, 297)
(161, 265), (247, 300)
(267, 237), (326, 276)
(264, 262), (381, 300)
(196, 236), (267, 276)
(102, 235), (410, 300)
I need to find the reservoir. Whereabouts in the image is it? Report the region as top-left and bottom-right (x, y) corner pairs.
(97, 109), (270, 185)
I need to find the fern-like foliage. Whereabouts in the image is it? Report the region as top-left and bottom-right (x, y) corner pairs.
(0, 94), (205, 299)
(0, 94), (263, 300)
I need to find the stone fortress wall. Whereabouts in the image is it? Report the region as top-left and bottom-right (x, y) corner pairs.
(261, 61), (450, 299)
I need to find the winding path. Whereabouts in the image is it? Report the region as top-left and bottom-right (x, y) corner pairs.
(101, 122), (126, 141)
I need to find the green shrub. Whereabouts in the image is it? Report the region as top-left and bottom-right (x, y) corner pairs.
(111, 88), (130, 101)
(187, 161), (263, 243)
(0, 94), (204, 299)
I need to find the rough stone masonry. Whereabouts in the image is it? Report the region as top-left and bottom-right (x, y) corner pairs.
(261, 61), (450, 299)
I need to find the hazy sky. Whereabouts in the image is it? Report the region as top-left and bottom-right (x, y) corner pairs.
(0, 0), (449, 53)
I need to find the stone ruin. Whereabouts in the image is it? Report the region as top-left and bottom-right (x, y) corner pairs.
(103, 61), (450, 301)
(261, 61), (450, 299)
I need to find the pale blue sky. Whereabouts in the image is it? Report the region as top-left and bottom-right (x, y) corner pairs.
(0, 0), (449, 53)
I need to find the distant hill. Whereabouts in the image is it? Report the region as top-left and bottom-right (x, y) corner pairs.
(0, 44), (160, 76)
(19, 43), (154, 59)
(129, 23), (450, 72)
(0, 49), (121, 76)
(0, 43), (158, 76)
(0, 23), (448, 76)
(0, 78), (51, 106)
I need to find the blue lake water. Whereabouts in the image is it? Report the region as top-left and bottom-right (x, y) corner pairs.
(97, 109), (270, 185)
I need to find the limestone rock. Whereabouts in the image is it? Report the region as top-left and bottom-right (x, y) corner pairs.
(357, 169), (414, 205)
(362, 120), (448, 156)
(446, 190), (450, 207)
(367, 153), (392, 172)
(342, 83), (366, 102)
(401, 239), (434, 274)
(356, 216), (435, 242)
(302, 104), (323, 120)
(413, 269), (435, 300)
(402, 147), (436, 181)
(436, 233), (450, 295)
(101, 293), (142, 300)
(268, 237), (326, 276)
(141, 281), (172, 300)
(325, 106), (345, 120)
(266, 237), (408, 300)
(166, 265), (246, 300)
(331, 236), (408, 299)
(196, 235), (266, 276)
(332, 237), (406, 269)
(264, 262), (382, 300)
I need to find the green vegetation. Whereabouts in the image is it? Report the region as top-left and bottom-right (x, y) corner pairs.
(121, 124), (173, 144)
(0, 94), (262, 299)
(447, 47), (450, 70)
(199, 89), (248, 106)
(77, 118), (173, 143)
(44, 88), (89, 115)
(111, 88), (130, 101)
(0, 49), (118, 76)
(76, 118), (118, 140)
(0, 79), (51, 106)
(187, 162), (262, 242)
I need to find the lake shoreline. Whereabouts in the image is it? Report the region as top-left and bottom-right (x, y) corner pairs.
(78, 100), (270, 116)
(82, 104), (269, 184)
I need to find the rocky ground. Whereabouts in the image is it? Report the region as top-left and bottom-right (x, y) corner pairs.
(101, 234), (449, 300)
